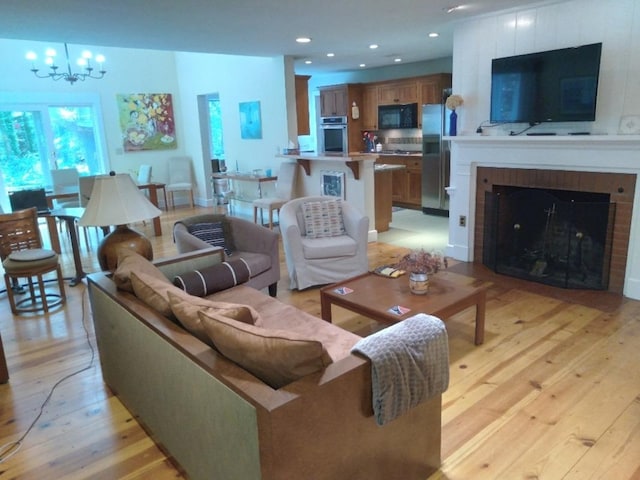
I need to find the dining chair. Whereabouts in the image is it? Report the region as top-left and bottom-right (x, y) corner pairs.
(166, 157), (194, 209)
(77, 175), (103, 249)
(137, 164), (152, 184)
(252, 162), (297, 229)
(51, 168), (81, 208)
(0, 207), (66, 314)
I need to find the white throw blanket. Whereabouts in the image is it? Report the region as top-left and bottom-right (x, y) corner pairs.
(351, 314), (449, 426)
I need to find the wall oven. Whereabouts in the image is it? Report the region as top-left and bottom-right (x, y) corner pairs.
(320, 116), (348, 153)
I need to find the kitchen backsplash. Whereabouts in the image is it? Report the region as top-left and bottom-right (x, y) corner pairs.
(374, 129), (422, 152)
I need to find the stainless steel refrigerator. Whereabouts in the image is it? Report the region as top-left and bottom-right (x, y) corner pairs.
(421, 98), (450, 216)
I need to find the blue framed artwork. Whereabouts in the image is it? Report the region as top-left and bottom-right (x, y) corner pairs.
(239, 101), (262, 139)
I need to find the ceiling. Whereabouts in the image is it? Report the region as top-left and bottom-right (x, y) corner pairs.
(2, 0), (550, 75)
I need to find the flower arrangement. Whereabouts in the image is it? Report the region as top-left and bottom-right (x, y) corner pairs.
(363, 131), (377, 152)
(395, 249), (447, 275)
(445, 94), (464, 111)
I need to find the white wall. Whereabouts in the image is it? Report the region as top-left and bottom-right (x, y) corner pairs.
(174, 52), (293, 205)
(0, 38), (295, 207)
(0, 38), (181, 184)
(451, 0), (640, 135)
(447, 0), (640, 299)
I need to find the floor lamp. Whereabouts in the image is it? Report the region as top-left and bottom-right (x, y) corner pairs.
(78, 172), (162, 271)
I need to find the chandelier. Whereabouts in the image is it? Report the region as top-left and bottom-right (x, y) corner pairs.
(26, 43), (106, 85)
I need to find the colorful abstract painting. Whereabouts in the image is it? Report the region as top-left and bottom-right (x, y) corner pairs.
(117, 93), (177, 151)
(239, 101), (262, 139)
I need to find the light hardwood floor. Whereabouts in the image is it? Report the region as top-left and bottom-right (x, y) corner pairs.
(1, 205), (639, 479)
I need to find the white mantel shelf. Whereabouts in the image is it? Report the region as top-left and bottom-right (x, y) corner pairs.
(446, 134), (640, 147)
(277, 153), (378, 180)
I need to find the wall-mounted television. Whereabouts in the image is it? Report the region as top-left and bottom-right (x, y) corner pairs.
(490, 43), (602, 124)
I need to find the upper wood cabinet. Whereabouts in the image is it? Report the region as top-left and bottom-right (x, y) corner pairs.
(295, 75), (311, 135)
(361, 85), (378, 130)
(319, 85), (348, 117)
(377, 80), (418, 105)
(418, 74), (452, 105)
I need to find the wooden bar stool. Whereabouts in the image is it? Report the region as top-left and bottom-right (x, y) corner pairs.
(0, 207), (66, 314)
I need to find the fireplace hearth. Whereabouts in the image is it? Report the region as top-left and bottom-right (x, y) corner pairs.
(483, 187), (614, 290)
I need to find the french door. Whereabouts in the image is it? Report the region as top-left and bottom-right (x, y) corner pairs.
(0, 103), (106, 190)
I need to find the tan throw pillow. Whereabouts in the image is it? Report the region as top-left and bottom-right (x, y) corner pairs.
(167, 290), (262, 344)
(112, 248), (170, 292)
(302, 198), (346, 239)
(199, 310), (333, 389)
(130, 271), (185, 317)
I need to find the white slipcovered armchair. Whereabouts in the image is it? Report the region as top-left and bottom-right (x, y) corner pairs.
(280, 196), (369, 290)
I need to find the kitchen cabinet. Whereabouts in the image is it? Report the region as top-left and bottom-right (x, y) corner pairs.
(417, 74), (452, 126)
(377, 80), (418, 105)
(406, 161), (423, 206)
(320, 85), (348, 117)
(376, 155), (423, 209)
(295, 75), (311, 135)
(361, 84), (378, 130)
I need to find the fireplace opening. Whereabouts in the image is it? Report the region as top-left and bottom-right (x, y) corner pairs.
(483, 186), (615, 290)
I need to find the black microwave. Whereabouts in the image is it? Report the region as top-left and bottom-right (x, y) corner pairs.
(378, 103), (418, 129)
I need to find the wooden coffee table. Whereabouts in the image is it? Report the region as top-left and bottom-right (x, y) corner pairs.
(320, 272), (486, 345)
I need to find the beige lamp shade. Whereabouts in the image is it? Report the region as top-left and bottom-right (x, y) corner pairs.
(79, 172), (162, 271)
(79, 173), (161, 227)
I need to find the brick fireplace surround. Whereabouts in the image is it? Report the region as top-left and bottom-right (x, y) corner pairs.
(447, 136), (640, 299)
(474, 168), (635, 293)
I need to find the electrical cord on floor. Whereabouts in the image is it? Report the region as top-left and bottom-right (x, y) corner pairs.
(0, 282), (96, 463)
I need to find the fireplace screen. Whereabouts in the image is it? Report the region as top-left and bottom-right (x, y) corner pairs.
(483, 187), (615, 290)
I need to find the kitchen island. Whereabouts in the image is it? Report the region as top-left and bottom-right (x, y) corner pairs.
(374, 163), (406, 232)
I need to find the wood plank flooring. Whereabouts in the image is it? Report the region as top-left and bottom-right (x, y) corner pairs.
(0, 205), (639, 479)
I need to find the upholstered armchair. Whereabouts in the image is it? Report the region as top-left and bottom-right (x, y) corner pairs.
(173, 213), (280, 296)
(280, 196), (369, 290)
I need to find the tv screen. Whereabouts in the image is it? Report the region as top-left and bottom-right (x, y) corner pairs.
(490, 43), (602, 124)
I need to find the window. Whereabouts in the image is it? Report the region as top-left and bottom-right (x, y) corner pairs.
(0, 95), (107, 190)
(208, 95), (224, 160)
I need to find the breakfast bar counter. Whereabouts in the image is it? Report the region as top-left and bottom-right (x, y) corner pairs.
(277, 152), (378, 180)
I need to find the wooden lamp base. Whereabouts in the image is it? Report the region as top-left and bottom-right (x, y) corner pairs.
(97, 224), (153, 271)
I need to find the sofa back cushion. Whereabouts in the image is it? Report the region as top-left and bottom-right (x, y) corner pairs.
(167, 290), (261, 344)
(130, 271), (183, 317)
(113, 249), (170, 292)
(200, 310), (333, 389)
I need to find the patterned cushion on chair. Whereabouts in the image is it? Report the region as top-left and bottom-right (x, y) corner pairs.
(302, 198), (346, 239)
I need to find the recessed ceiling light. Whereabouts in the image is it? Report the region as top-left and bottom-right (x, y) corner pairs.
(369, 44), (379, 49)
(394, 58), (402, 63)
(296, 37), (312, 43)
(327, 53), (335, 57)
(304, 60), (312, 64)
(445, 5), (463, 14)
(428, 32), (439, 38)
(359, 63), (366, 68)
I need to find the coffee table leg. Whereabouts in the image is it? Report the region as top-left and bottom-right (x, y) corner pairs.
(320, 293), (333, 322)
(475, 290), (486, 345)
